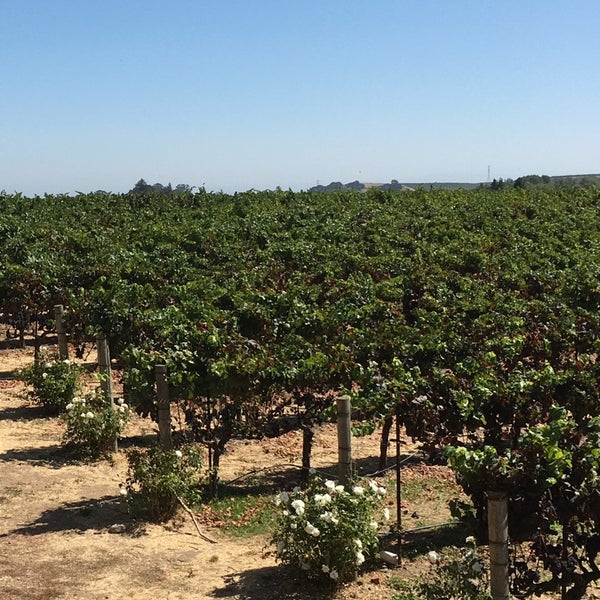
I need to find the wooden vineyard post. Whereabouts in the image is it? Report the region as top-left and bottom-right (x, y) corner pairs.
(488, 490), (510, 600)
(155, 364), (172, 450)
(337, 395), (352, 485)
(395, 403), (402, 565)
(54, 304), (68, 359)
(96, 333), (117, 452)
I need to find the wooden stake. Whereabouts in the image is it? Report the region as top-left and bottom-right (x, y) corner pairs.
(488, 490), (510, 600)
(96, 333), (117, 452)
(395, 404), (402, 565)
(337, 395), (352, 485)
(54, 304), (68, 359)
(155, 364), (172, 450)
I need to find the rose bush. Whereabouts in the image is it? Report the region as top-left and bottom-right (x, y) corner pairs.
(123, 444), (203, 522)
(62, 391), (130, 458)
(19, 348), (82, 413)
(272, 475), (388, 583)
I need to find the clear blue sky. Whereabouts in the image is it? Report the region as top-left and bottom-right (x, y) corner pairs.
(2, 0), (599, 195)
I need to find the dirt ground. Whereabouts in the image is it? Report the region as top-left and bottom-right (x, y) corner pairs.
(0, 342), (432, 600)
(2, 342), (595, 599)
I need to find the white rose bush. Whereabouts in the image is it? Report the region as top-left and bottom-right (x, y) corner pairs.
(19, 349), (82, 414)
(62, 391), (130, 458)
(272, 475), (388, 583)
(124, 444), (203, 522)
(414, 536), (491, 600)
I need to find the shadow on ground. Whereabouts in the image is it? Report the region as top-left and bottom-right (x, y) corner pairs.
(0, 401), (50, 422)
(379, 521), (470, 560)
(0, 334), (58, 351)
(0, 444), (73, 468)
(1, 494), (131, 537)
(211, 564), (336, 600)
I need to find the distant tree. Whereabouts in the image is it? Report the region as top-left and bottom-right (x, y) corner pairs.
(345, 180), (365, 191)
(514, 174), (551, 190)
(132, 179), (152, 194)
(580, 176), (600, 189)
(382, 179), (404, 191)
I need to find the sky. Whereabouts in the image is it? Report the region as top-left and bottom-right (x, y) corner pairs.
(1, 0), (599, 196)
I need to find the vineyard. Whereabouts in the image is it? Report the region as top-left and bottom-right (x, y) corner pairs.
(1, 186), (599, 599)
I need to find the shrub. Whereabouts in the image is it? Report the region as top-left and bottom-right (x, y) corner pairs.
(272, 475), (388, 583)
(62, 391), (130, 458)
(123, 444), (203, 522)
(413, 537), (491, 600)
(19, 348), (82, 413)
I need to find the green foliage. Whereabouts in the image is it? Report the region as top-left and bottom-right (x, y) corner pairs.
(2, 186), (600, 592)
(62, 391), (130, 458)
(412, 539), (491, 600)
(447, 408), (600, 596)
(18, 349), (82, 413)
(204, 491), (276, 538)
(272, 475), (388, 583)
(124, 444), (203, 522)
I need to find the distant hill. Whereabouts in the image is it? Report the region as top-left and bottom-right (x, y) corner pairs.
(309, 179), (480, 192)
(309, 174), (600, 193)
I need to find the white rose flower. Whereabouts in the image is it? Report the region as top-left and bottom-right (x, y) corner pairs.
(383, 507), (391, 521)
(369, 479), (379, 492)
(356, 551), (365, 565)
(370, 520), (378, 530)
(335, 485), (345, 493)
(66, 403), (74, 411)
(465, 535), (476, 545)
(325, 480), (336, 491)
(42, 372), (48, 379)
(304, 523), (320, 537)
(428, 550), (439, 564)
(84, 411), (94, 419)
(330, 569), (339, 581)
(175, 450), (183, 458)
(352, 485), (364, 496)
(291, 499), (305, 516)
(321, 564), (329, 573)
(315, 493), (331, 506)
(354, 539), (362, 549)
(119, 487), (128, 496)
(290, 522), (297, 530)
